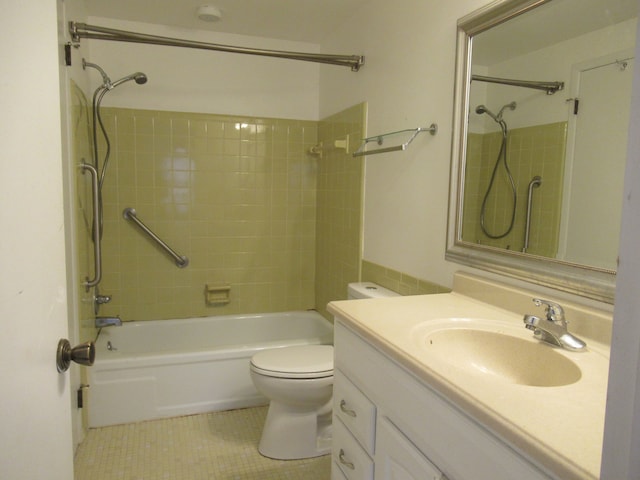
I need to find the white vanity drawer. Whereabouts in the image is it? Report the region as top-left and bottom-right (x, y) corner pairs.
(332, 460), (349, 480)
(332, 417), (374, 480)
(334, 368), (376, 454)
(375, 416), (447, 480)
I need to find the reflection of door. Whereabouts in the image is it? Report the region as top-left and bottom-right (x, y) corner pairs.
(561, 54), (634, 270)
(0, 3), (74, 479)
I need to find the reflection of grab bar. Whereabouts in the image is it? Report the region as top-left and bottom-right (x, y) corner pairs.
(80, 162), (102, 290)
(522, 176), (542, 253)
(123, 208), (189, 268)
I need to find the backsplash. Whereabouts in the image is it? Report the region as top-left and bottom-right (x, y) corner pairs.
(361, 260), (450, 296)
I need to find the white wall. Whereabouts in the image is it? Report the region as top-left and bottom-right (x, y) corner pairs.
(83, 17), (321, 120)
(319, 0), (489, 288)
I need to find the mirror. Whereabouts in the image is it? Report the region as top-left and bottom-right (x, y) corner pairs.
(446, 0), (638, 303)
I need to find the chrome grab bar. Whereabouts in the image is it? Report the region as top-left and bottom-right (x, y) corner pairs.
(80, 162), (102, 290)
(123, 208), (189, 268)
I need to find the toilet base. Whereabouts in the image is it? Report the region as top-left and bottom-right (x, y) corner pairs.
(258, 400), (333, 460)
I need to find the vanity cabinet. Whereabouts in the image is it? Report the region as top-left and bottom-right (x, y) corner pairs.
(331, 320), (554, 480)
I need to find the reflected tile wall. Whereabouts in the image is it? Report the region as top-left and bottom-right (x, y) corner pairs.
(97, 108), (318, 321)
(462, 122), (566, 257)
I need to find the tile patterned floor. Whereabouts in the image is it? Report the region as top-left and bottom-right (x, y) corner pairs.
(74, 406), (330, 480)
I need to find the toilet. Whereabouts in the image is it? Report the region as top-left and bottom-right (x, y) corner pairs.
(249, 282), (399, 460)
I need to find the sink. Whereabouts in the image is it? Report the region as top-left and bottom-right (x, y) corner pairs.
(414, 319), (582, 387)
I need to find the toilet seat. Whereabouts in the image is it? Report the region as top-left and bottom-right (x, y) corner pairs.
(250, 345), (333, 379)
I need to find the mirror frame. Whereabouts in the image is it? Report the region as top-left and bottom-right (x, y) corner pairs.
(446, 0), (616, 304)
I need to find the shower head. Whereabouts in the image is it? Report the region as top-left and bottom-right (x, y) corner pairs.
(83, 58), (148, 91)
(475, 104), (500, 122)
(110, 72), (148, 88)
(475, 101), (516, 122)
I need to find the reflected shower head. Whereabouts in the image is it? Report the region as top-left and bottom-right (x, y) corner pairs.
(475, 101), (516, 122)
(475, 104), (500, 122)
(111, 72), (148, 88)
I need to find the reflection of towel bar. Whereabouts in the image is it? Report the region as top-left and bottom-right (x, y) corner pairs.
(353, 124), (438, 157)
(123, 207), (189, 268)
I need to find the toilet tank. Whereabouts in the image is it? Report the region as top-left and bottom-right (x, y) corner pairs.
(347, 282), (400, 299)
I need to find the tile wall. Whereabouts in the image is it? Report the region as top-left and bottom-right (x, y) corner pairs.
(70, 81), (98, 338)
(361, 260), (450, 296)
(462, 122), (566, 257)
(72, 100), (442, 324)
(92, 108), (318, 321)
(314, 104), (366, 319)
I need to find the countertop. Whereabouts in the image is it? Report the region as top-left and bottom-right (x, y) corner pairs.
(328, 291), (610, 480)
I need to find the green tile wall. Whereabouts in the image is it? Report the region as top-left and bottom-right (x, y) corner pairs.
(70, 80), (97, 338)
(361, 260), (450, 296)
(314, 103), (366, 319)
(462, 122), (566, 257)
(93, 108), (318, 321)
(72, 100), (442, 323)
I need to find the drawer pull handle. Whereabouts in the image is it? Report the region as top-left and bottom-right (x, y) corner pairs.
(339, 399), (357, 417)
(339, 449), (355, 470)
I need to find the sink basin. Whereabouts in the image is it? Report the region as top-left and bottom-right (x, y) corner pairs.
(416, 320), (582, 387)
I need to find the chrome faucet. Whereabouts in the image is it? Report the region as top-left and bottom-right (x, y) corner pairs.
(95, 316), (122, 328)
(523, 298), (586, 351)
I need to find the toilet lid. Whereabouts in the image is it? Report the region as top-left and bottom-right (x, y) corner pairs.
(250, 345), (334, 379)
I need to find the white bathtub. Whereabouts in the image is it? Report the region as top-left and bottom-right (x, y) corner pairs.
(87, 311), (333, 427)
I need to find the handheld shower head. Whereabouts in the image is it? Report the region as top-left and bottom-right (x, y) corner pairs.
(475, 101), (516, 122)
(110, 72), (148, 88)
(134, 73), (148, 85)
(475, 104), (500, 122)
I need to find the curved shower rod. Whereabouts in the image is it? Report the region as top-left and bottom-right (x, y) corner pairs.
(69, 22), (365, 72)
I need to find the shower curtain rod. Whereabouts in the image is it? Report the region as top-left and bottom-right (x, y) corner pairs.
(471, 74), (564, 95)
(69, 22), (365, 71)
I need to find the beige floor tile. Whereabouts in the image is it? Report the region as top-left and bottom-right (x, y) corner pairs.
(74, 406), (330, 480)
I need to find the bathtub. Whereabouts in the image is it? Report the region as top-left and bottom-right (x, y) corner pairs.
(87, 311), (333, 427)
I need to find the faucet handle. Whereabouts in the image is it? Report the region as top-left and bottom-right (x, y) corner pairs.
(532, 298), (566, 325)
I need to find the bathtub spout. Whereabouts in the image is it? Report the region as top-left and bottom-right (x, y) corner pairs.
(95, 316), (122, 327)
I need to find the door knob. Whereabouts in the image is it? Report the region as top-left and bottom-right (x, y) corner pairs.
(56, 339), (95, 373)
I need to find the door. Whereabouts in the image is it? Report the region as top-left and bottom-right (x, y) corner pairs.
(560, 53), (634, 269)
(0, 2), (74, 479)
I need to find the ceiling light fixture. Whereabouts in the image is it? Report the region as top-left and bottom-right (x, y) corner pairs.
(197, 5), (222, 22)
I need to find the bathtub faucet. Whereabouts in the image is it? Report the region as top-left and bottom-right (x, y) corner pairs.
(95, 316), (122, 328)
